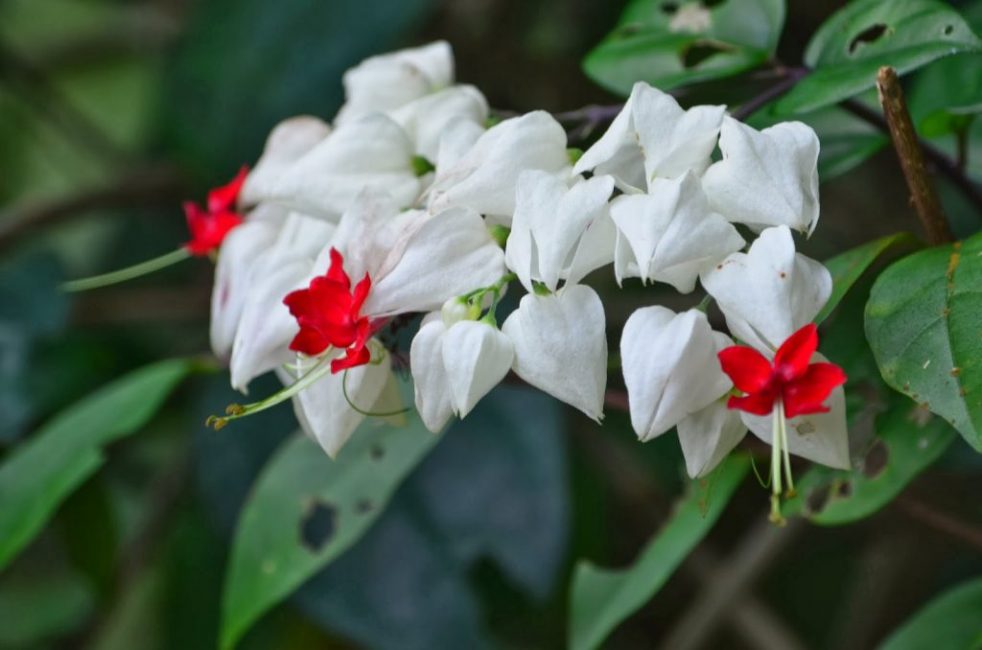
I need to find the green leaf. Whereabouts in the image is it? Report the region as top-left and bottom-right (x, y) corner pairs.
(783, 393), (956, 524)
(909, 53), (982, 137)
(865, 231), (982, 451)
(0, 358), (195, 571)
(583, 0), (785, 96)
(293, 386), (568, 649)
(818, 232), (920, 323)
(568, 454), (750, 650)
(775, 0), (982, 115)
(220, 406), (440, 650)
(878, 577), (982, 650)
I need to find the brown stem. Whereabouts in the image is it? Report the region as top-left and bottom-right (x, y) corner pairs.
(896, 495), (982, 552)
(875, 66), (954, 245)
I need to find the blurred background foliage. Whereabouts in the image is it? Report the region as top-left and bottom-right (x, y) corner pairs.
(0, 0), (980, 648)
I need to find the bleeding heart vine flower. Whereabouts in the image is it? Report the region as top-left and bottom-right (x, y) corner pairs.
(63, 166), (251, 292)
(718, 323), (847, 524)
(702, 116), (820, 235)
(183, 166), (250, 256)
(609, 171), (744, 292)
(283, 248), (381, 374)
(573, 81), (724, 193)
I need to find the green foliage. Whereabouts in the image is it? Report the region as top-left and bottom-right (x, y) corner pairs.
(0, 358), (196, 571)
(582, 0), (785, 96)
(878, 577), (982, 649)
(783, 393), (955, 524)
(865, 231), (982, 451)
(567, 455), (750, 650)
(818, 232), (920, 323)
(291, 386), (569, 649)
(776, 0), (982, 115)
(220, 403), (440, 650)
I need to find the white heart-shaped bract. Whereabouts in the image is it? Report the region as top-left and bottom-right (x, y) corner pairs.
(427, 111), (569, 223)
(390, 85), (489, 161)
(677, 398), (748, 479)
(505, 170), (615, 292)
(228, 214), (335, 392)
(364, 206), (507, 317)
(573, 81), (724, 193)
(335, 41), (454, 124)
(502, 285), (607, 421)
(609, 171), (744, 292)
(701, 225), (831, 352)
(740, 353), (850, 470)
(410, 315), (454, 433)
(210, 220), (278, 359)
(261, 113), (420, 221)
(287, 346), (393, 458)
(703, 116), (820, 235)
(621, 306), (732, 441)
(441, 320), (514, 418)
(240, 116), (331, 207)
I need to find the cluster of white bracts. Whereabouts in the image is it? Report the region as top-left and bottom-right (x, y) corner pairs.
(209, 42), (849, 476)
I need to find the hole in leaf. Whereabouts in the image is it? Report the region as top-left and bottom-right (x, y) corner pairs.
(863, 440), (889, 478)
(836, 480), (853, 498)
(355, 499), (374, 514)
(943, 24), (954, 36)
(617, 23), (642, 38)
(300, 500), (337, 552)
(661, 1), (679, 14)
(806, 484), (831, 513)
(702, 0), (726, 7)
(848, 23), (887, 55)
(680, 40), (731, 68)
(370, 444), (385, 460)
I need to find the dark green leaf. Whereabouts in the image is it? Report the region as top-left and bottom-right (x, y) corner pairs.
(220, 402), (440, 650)
(293, 386), (568, 649)
(568, 454), (750, 650)
(878, 577), (982, 649)
(783, 393), (956, 524)
(818, 232), (920, 323)
(162, 0), (437, 181)
(0, 358), (195, 570)
(583, 0), (785, 96)
(776, 0), (982, 115)
(865, 231), (982, 451)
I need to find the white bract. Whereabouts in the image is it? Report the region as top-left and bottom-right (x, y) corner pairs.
(573, 81), (724, 193)
(239, 116), (331, 207)
(335, 41), (454, 124)
(609, 171), (744, 292)
(620, 306), (732, 441)
(409, 312), (514, 433)
(390, 85), (489, 161)
(701, 225), (831, 352)
(427, 111), (569, 223)
(502, 285), (607, 421)
(505, 170), (616, 292)
(703, 116), (820, 235)
(252, 113), (421, 221)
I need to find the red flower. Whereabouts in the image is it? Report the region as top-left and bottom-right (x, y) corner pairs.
(184, 166), (249, 256)
(717, 324), (846, 418)
(283, 248), (376, 373)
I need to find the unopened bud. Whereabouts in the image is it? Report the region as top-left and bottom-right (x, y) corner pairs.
(441, 297), (480, 326)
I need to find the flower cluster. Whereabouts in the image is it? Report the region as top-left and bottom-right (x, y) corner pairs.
(199, 42), (848, 516)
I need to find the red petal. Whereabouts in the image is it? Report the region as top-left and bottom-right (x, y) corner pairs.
(727, 390), (777, 416)
(207, 166), (250, 213)
(330, 345), (371, 373)
(351, 274), (371, 312)
(289, 327), (330, 356)
(718, 345), (773, 393)
(782, 362), (847, 418)
(773, 324), (818, 381)
(325, 248), (351, 289)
